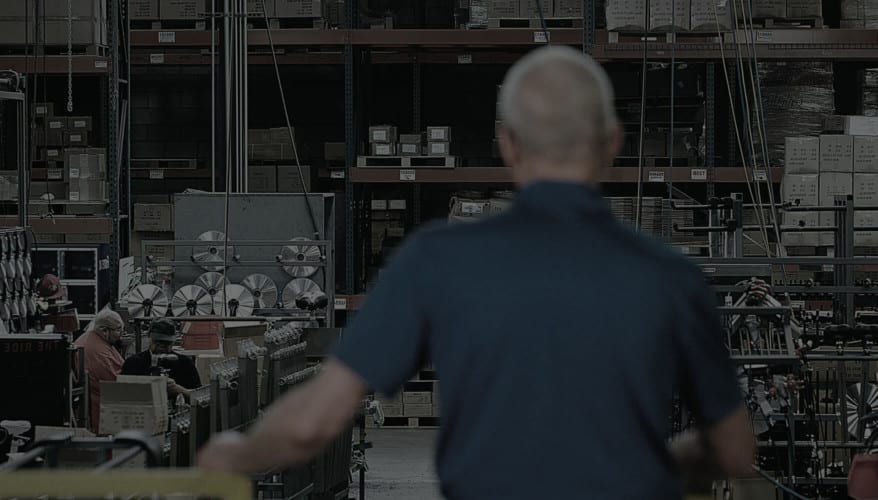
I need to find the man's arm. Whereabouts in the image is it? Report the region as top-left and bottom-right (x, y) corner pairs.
(197, 359), (367, 472)
(670, 405), (755, 478)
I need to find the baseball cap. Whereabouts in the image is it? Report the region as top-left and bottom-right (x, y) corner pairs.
(149, 318), (177, 343)
(36, 274), (65, 300)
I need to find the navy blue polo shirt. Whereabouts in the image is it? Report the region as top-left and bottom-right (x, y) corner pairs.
(334, 181), (741, 500)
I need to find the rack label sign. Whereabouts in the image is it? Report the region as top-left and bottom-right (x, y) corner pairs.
(69, 191), (80, 201)
(47, 169), (63, 180)
(458, 54), (472, 64)
(400, 169), (416, 181)
(533, 31), (549, 44)
(754, 170), (767, 181)
(149, 169), (164, 180)
(330, 170), (345, 179)
(94, 60), (108, 69)
(691, 168), (708, 181)
(461, 202), (484, 215)
(334, 297), (347, 310)
(756, 31), (772, 43)
(158, 31), (176, 44)
(69, 168), (80, 179)
(648, 171), (665, 182)
(150, 53), (165, 64)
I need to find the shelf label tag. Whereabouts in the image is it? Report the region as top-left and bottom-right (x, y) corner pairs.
(822, 264), (834, 272)
(99, 258), (110, 271)
(371, 200), (388, 210)
(691, 168), (708, 181)
(756, 31), (772, 43)
(149, 169), (164, 180)
(150, 53), (165, 64)
(334, 297), (347, 310)
(47, 169), (63, 180)
(400, 169), (416, 181)
(458, 54), (472, 64)
(69, 191), (80, 201)
(648, 171), (665, 182)
(754, 170), (767, 181)
(330, 170), (345, 179)
(461, 202), (484, 215)
(69, 168), (80, 179)
(158, 31), (176, 44)
(94, 60), (108, 69)
(533, 31), (549, 43)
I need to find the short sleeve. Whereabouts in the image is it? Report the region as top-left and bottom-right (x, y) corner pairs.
(676, 271), (742, 426)
(333, 234), (429, 396)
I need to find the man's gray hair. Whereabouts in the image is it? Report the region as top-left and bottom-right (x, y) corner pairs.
(93, 308), (123, 329)
(498, 46), (618, 162)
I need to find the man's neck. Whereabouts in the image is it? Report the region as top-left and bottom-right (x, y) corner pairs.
(514, 160), (603, 186)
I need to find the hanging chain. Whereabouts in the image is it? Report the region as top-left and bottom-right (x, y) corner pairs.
(66, 0), (73, 112)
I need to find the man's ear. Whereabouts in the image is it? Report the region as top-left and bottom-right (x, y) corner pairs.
(498, 127), (519, 169)
(603, 124), (624, 167)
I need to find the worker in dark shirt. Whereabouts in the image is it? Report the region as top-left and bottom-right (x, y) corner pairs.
(198, 46), (754, 498)
(121, 318), (201, 396)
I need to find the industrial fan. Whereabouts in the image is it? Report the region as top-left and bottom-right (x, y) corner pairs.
(241, 273), (278, 309)
(127, 284), (170, 318)
(171, 285), (213, 317)
(282, 278), (326, 311)
(845, 383), (878, 439)
(195, 271), (227, 297)
(192, 230), (234, 271)
(212, 284), (255, 317)
(280, 237), (321, 278)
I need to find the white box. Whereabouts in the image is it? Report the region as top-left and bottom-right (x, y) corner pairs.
(820, 135), (854, 173)
(400, 143), (420, 156)
(427, 126), (452, 142)
(519, 0), (554, 17)
(369, 125), (397, 144)
(606, 0), (646, 31)
(488, 0), (519, 18)
(690, 0), (733, 31)
(276, 0), (321, 18)
(856, 211), (878, 246)
(782, 212), (819, 247)
(648, 0), (690, 31)
(845, 116), (878, 137)
(428, 142), (450, 156)
(744, 0), (786, 18)
(785, 137), (820, 174)
(855, 173), (878, 207)
(99, 376), (169, 435)
(782, 174), (819, 206)
(787, 0), (822, 18)
(855, 136), (878, 173)
(819, 172), (853, 244)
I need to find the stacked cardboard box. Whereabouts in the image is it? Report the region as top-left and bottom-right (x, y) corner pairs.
(0, 1), (107, 46)
(160, 0), (204, 21)
(865, 69), (878, 118)
(368, 125), (398, 156)
(841, 0), (878, 28)
(248, 127), (295, 161)
(371, 199), (407, 260)
(246, 165), (312, 193)
(66, 148), (108, 202)
(99, 375), (169, 436)
(426, 126), (452, 157)
(131, 196), (174, 266)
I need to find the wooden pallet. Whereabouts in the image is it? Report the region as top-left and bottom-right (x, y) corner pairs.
(130, 19), (206, 30)
(357, 156), (457, 168)
(745, 17), (823, 28)
(0, 44), (107, 56)
(487, 17), (583, 29)
(784, 246), (819, 256)
(379, 417), (440, 429)
(131, 158), (198, 170)
(28, 200), (108, 216)
(614, 156), (697, 167)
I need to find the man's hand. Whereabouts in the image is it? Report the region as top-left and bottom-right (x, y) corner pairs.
(166, 378), (189, 397)
(197, 431), (249, 472)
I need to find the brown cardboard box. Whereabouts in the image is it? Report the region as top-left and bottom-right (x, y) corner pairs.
(276, 0), (321, 17)
(69, 180), (107, 202)
(781, 173), (819, 206)
(554, 0), (582, 17)
(32, 102), (54, 118)
(782, 212), (819, 247)
(382, 403), (404, 417)
(160, 0), (204, 19)
(247, 0), (276, 16)
(403, 391), (432, 405)
(269, 127), (295, 145)
(427, 126), (452, 142)
(248, 128), (272, 144)
(99, 376), (169, 435)
(249, 144), (293, 160)
(133, 203), (174, 232)
(690, 0), (732, 31)
(606, 0), (646, 31)
(48, 117), (68, 131)
(488, 0), (519, 17)
(648, 0), (690, 31)
(248, 165), (278, 193)
(855, 173), (878, 207)
(130, 231), (175, 264)
(369, 125), (398, 144)
(787, 0), (822, 18)
(399, 143), (420, 156)
(820, 135), (854, 173)
(130, 0), (160, 19)
(64, 131), (89, 147)
(403, 403), (434, 417)
(784, 137), (820, 174)
(855, 136), (878, 173)
(743, 0), (786, 18)
(277, 165), (312, 192)
(428, 141), (450, 156)
(844, 116), (878, 136)
(818, 172), (853, 245)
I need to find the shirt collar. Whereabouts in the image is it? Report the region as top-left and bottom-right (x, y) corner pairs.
(516, 181), (609, 216)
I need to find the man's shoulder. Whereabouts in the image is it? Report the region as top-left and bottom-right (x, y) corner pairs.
(611, 221), (704, 283)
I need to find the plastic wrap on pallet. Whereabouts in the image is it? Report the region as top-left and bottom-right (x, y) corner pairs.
(606, 0), (646, 31)
(756, 62), (835, 166)
(864, 69), (878, 118)
(841, 0), (878, 28)
(690, 0), (733, 31)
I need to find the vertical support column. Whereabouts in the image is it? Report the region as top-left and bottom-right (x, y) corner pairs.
(344, 0), (358, 294)
(17, 98), (27, 227)
(705, 62), (716, 199)
(107, 0), (121, 300)
(834, 195), (856, 326)
(727, 69), (737, 167)
(730, 193), (743, 258)
(412, 57), (422, 226)
(583, 0), (595, 53)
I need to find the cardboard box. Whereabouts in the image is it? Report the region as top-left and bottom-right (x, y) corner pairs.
(403, 403), (434, 417)
(648, 0), (690, 31)
(66, 233), (111, 244)
(160, 0), (204, 19)
(399, 143), (420, 156)
(606, 0), (646, 31)
(519, 0), (554, 17)
(782, 212), (819, 247)
(427, 126), (452, 142)
(247, 0), (276, 16)
(819, 172), (854, 206)
(855, 136), (878, 173)
(48, 117), (67, 130)
(130, 0), (160, 19)
(690, 0), (733, 31)
(69, 180), (107, 202)
(369, 125), (398, 144)
(824, 115), (847, 134)
(65, 131), (89, 147)
(67, 116), (94, 132)
(133, 203), (174, 232)
(99, 376), (169, 435)
(277, 165), (312, 192)
(856, 211), (878, 247)
(269, 127), (295, 145)
(785, 137), (820, 174)
(248, 128), (272, 144)
(389, 199), (407, 210)
(382, 403), (404, 417)
(820, 135), (854, 173)
(130, 231), (175, 265)
(403, 391), (432, 405)
(744, 0), (786, 18)
(554, 0), (582, 17)
(371, 143), (397, 156)
(32, 102), (54, 118)
(488, 0), (519, 17)
(787, 0), (822, 18)
(276, 0), (321, 17)
(399, 134), (422, 145)
(855, 173), (878, 207)
(248, 165), (278, 193)
(249, 144), (293, 160)
(324, 142), (346, 161)
(846, 116), (878, 137)
(181, 320), (222, 352)
(0, 175), (18, 201)
(782, 174), (819, 206)
(428, 141), (450, 156)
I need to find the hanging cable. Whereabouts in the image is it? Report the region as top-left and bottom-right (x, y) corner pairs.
(752, 465), (813, 500)
(260, 0), (320, 240)
(666, 0), (677, 242)
(635, 39), (648, 231)
(534, 0), (550, 45)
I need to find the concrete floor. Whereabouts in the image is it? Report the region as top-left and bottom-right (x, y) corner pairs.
(349, 428), (443, 500)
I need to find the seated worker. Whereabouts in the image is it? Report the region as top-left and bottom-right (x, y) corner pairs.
(121, 318), (201, 398)
(73, 309), (125, 434)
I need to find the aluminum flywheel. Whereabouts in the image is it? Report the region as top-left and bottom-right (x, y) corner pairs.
(25, 296), (36, 316)
(1, 234), (9, 254)
(212, 284), (254, 317)
(282, 278), (322, 310)
(22, 256), (32, 282)
(192, 230), (233, 271)
(127, 284), (170, 319)
(241, 273), (278, 309)
(280, 237), (321, 278)
(845, 383), (878, 439)
(171, 285), (213, 317)
(0, 300), (10, 321)
(195, 271), (227, 298)
(16, 232), (26, 253)
(8, 295), (20, 317)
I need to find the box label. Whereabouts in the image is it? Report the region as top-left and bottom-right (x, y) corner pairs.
(94, 60), (108, 69)
(458, 54), (472, 64)
(371, 200), (388, 210)
(73, 120), (87, 128)
(70, 134), (82, 142)
(691, 168), (707, 181)
(69, 191), (80, 201)
(330, 170), (345, 179)
(150, 53), (165, 64)
(36, 106), (47, 114)
(533, 31), (549, 43)
(47, 169), (63, 180)
(158, 31), (176, 43)
(461, 202), (484, 215)
(756, 31), (772, 42)
(372, 130), (387, 142)
(430, 143), (447, 155)
(49, 121), (63, 129)
(375, 144), (392, 155)
(754, 170), (768, 181)
(401, 144), (418, 154)
(400, 169), (416, 181)
(149, 169), (164, 179)
(648, 171), (665, 182)
(430, 129), (445, 140)
(334, 297), (347, 310)
(69, 168), (80, 179)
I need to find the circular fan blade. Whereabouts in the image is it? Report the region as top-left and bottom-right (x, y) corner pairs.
(172, 285), (213, 317)
(845, 383), (878, 439)
(195, 271), (227, 297)
(282, 278), (322, 310)
(241, 273), (278, 309)
(26, 296), (36, 316)
(16, 259), (27, 291)
(8, 296), (20, 317)
(1, 235), (9, 254)
(3, 260), (15, 283)
(17, 233), (26, 253)
(192, 230), (233, 271)
(23, 256), (32, 281)
(127, 284), (170, 319)
(0, 301), (9, 321)
(280, 237), (321, 278)
(212, 284), (255, 317)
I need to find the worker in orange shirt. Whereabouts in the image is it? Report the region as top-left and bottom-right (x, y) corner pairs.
(73, 309), (125, 433)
